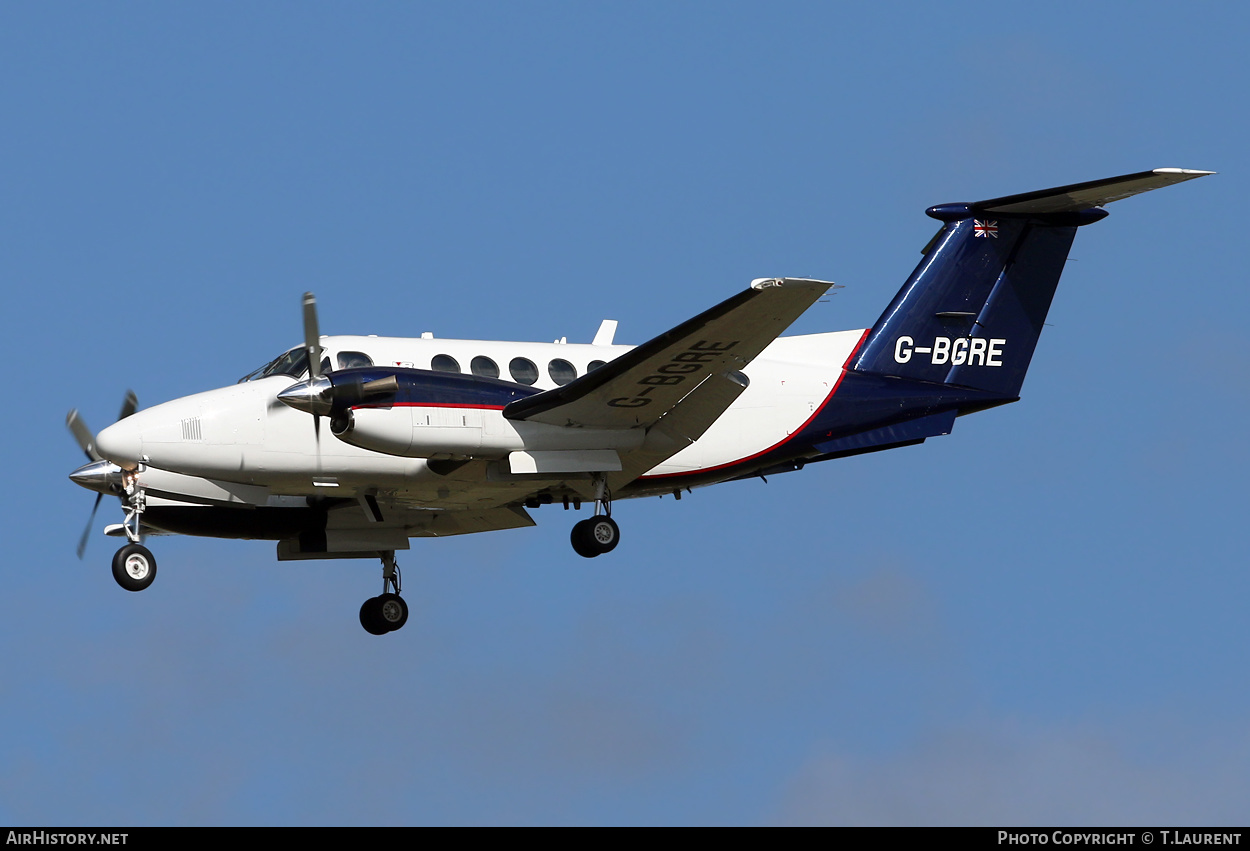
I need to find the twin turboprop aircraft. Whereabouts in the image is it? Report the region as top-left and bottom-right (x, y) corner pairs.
(67, 168), (1212, 634)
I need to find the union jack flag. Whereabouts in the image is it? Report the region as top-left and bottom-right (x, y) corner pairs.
(973, 219), (998, 238)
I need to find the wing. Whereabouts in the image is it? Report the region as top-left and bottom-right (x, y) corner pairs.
(504, 277), (835, 429)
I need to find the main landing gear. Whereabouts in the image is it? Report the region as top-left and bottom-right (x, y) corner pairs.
(111, 473), (157, 592)
(359, 551), (409, 635)
(570, 474), (620, 558)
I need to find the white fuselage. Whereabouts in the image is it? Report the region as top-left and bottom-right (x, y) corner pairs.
(95, 329), (867, 510)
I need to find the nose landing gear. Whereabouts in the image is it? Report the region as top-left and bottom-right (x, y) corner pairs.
(360, 551), (409, 635)
(110, 472), (157, 592)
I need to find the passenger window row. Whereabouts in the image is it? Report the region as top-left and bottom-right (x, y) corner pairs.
(431, 355), (608, 386)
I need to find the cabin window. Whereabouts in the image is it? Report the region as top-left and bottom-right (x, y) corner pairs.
(548, 359), (577, 386)
(431, 354), (461, 373)
(471, 356), (500, 379)
(588, 360), (607, 372)
(509, 357), (539, 385)
(337, 351), (374, 370)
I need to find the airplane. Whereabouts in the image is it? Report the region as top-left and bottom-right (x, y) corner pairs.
(67, 167), (1213, 635)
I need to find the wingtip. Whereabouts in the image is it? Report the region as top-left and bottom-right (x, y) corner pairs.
(750, 277), (838, 291)
(1153, 167), (1216, 176)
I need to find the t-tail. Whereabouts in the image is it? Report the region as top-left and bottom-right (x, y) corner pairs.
(850, 168), (1214, 399)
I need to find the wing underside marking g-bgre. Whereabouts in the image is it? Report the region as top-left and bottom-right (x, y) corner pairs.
(503, 277), (835, 430)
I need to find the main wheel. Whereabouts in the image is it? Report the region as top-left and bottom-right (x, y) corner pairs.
(588, 516), (620, 554)
(571, 516), (620, 557)
(571, 518), (600, 558)
(111, 543), (157, 592)
(359, 597), (389, 635)
(377, 593), (409, 631)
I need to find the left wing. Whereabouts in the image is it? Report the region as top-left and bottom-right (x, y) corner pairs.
(504, 277), (835, 429)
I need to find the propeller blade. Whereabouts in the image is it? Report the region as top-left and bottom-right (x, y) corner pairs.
(118, 389), (138, 421)
(76, 493), (103, 559)
(66, 410), (101, 462)
(303, 292), (321, 381)
(70, 389), (142, 557)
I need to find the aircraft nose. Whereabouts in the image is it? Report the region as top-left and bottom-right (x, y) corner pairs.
(95, 417), (143, 469)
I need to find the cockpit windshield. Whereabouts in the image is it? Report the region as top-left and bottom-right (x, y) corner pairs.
(238, 346), (313, 383)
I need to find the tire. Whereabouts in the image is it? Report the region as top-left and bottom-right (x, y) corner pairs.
(570, 519), (600, 558)
(588, 516), (619, 554)
(377, 593), (409, 631)
(111, 544), (157, 592)
(359, 597), (389, 635)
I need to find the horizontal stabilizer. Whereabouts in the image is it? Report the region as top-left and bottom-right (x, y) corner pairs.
(968, 168), (1214, 214)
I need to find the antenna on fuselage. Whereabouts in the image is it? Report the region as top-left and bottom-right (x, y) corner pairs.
(592, 319), (617, 346)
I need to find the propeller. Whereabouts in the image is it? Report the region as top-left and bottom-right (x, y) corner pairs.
(302, 292), (324, 450)
(66, 391), (138, 558)
(303, 292), (321, 382)
(277, 374), (398, 422)
(77, 493), (104, 560)
(119, 389), (138, 421)
(280, 292), (398, 440)
(66, 409), (101, 462)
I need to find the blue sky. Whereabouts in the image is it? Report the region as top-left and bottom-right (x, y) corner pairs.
(2, 3), (1246, 825)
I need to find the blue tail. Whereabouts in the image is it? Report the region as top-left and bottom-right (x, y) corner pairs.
(850, 168), (1212, 398)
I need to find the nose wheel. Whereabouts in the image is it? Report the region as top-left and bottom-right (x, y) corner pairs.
(110, 477), (159, 592)
(360, 551), (409, 635)
(112, 543), (157, 592)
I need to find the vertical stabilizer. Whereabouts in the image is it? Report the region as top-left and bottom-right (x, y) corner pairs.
(851, 168), (1213, 398)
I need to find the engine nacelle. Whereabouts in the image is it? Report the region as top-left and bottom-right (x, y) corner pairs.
(333, 404), (489, 457)
(284, 367), (644, 459)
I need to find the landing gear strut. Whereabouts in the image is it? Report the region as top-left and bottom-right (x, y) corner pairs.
(571, 474), (620, 558)
(360, 551), (409, 635)
(111, 472), (157, 591)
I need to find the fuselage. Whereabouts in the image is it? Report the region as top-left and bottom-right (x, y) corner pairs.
(93, 329), (869, 512)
